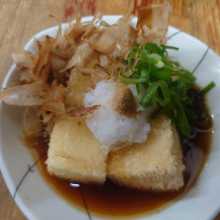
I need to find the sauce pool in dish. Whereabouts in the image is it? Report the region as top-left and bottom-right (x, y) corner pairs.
(25, 88), (213, 217)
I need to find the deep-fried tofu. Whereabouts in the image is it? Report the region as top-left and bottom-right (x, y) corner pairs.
(47, 117), (107, 184)
(107, 115), (185, 191)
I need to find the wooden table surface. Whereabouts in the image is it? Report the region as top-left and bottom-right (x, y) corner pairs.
(0, 0), (220, 219)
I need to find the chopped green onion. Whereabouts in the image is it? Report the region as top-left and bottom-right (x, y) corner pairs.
(201, 82), (216, 95)
(155, 60), (165, 69)
(120, 75), (148, 84)
(120, 42), (215, 137)
(141, 83), (159, 106)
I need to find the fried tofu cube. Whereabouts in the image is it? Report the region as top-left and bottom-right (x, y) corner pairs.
(47, 117), (107, 184)
(107, 116), (185, 191)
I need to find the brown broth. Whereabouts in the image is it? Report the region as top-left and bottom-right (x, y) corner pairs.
(25, 89), (213, 218)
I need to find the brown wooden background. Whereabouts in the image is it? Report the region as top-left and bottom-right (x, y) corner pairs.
(0, 0), (220, 219)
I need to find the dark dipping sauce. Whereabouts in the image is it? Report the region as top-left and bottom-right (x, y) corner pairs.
(26, 88), (213, 218)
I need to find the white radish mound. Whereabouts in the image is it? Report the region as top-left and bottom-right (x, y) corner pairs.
(84, 80), (151, 151)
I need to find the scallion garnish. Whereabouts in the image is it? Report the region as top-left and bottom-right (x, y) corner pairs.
(121, 43), (215, 137)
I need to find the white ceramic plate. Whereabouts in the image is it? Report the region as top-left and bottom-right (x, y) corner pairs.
(1, 16), (220, 220)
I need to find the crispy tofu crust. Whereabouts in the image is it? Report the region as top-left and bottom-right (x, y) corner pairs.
(47, 117), (107, 184)
(47, 115), (185, 191)
(107, 115), (185, 191)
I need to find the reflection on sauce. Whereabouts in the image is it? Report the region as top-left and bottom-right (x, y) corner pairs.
(25, 88), (213, 218)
